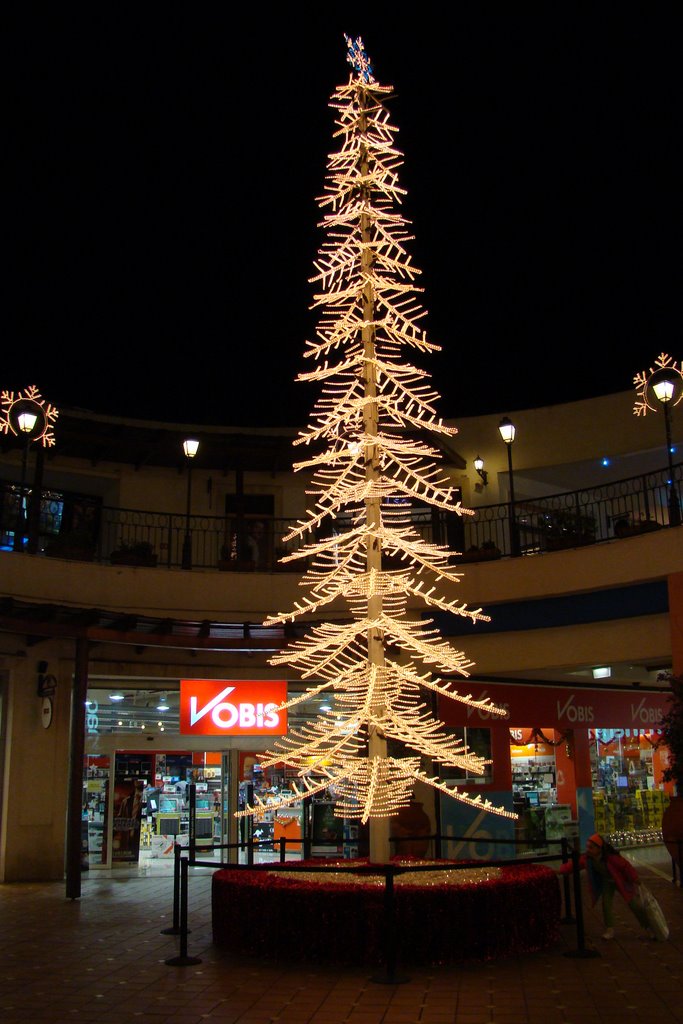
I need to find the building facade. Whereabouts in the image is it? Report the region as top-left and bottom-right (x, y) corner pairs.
(0, 389), (681, 885)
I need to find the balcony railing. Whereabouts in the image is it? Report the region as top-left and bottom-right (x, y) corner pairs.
(1, 461), (680, 569)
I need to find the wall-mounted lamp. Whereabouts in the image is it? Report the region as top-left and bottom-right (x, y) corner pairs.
(473, 455), (488, 486)
(36, 660), (57, 697)
(592, 666), (611, 679)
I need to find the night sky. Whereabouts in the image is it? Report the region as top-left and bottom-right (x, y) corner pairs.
(5, 10), (680, 427)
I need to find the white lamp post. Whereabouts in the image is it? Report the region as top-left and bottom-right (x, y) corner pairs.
(181, 439), (199, 569)
(13, 411), (38, 550)
(498, 416), (520, 556)
(1, 388), (58, 552)
(651, 370), (681, 527)
(633, 355), (682, 528)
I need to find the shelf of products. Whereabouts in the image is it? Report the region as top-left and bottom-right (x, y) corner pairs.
(593, 789), (669, 834)
(513, 803), (576, 854)
(83, 759), (110, 866)
(511, 755), (557, 813)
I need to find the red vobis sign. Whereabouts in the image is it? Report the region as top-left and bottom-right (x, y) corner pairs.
(440, 682), (671, 730)
(180, 680), (288, 736)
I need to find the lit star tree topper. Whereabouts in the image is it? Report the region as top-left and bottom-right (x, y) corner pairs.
(236, 37), (515, 863)
(345, 33), (375, 84)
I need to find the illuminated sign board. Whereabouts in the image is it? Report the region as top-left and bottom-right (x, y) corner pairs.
(179, 679), (288, 736)
(440, 683), (670, 729)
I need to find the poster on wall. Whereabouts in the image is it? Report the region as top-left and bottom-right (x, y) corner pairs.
(311, 802), (344, 855)
(439, 791), (516, 861)
(111, 779), (144, 863)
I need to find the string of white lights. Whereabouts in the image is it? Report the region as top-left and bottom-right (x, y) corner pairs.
(238, 41), (512, 843)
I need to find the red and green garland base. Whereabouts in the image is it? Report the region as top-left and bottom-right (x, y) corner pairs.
(212, 859), (560, 966)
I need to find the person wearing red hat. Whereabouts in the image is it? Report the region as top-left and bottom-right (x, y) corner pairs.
(558, 833), (653, 940)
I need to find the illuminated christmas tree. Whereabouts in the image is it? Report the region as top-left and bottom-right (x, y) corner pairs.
(238, 36), (515, 862)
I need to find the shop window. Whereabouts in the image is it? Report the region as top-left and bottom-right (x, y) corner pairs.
(0, 480), (94, 552)
(83, 754), (110, 867)
(510, 728), (558, 805)
(438, 727), (492, 783)
(590, 728), (666, 837)
(43, 490), (102, 556)
(388, 728), (492, 782)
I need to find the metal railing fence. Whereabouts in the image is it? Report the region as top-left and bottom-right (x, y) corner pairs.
(167, 831), (589, 977)
(1, 460), (679, 568)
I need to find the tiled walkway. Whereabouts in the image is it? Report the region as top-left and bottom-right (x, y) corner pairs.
(1, 847), (680, 1024)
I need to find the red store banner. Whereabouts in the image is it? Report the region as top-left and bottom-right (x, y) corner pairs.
(440, 682), (671, 730)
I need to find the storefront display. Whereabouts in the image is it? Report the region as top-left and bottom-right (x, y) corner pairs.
(440, 682), (672, 855)
(509, 729), (576, 852)
(81, 680), (673, 874)
(590, 728), (670, 835)
(511, 730), (557, 801)
(83, 755), (110, 866)
(238, 752), (303, 860)
(146, 755), (222, 855)
(112, 777), (145, 862)
(237, 752), (365, 861)
(82, 749), (225, 867)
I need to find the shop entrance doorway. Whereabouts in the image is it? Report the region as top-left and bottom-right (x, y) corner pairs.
(510, 727), (575, 853)
(83, 749), (232, 872)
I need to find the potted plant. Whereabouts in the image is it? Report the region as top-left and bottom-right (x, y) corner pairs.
(544, 509), (596, 550)
(658, 672), (683, 865)
(458, 540), (502, 563)
(109, 540), (157, 567)
(613, 516), (663, 539)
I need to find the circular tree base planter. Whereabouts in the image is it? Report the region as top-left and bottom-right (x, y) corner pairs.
(212, 859), (560, 966)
